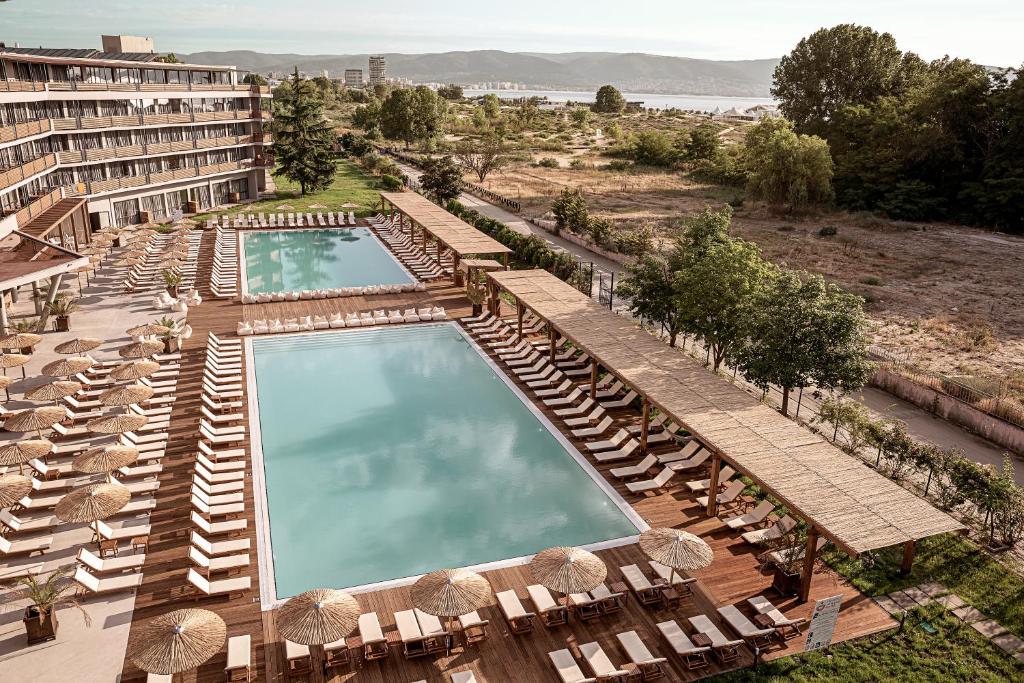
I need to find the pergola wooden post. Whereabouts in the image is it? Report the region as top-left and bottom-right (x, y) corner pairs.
(516, 300), (524, 339)
(486, 280), (498, 316)
(503, 252), (509, 269)
(548, 325), (557, 361)
(799, 526), (820, 603)
(453, 253), (463, 286)
(900, 540), (916, 577)
(639, 397), (650, 454)
(589, 361), (598, 395)
(705, 453), (722, 517)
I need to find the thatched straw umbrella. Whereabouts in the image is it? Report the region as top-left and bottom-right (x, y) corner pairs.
(54, 337), (102, 355)
(638, 527), (713, 589)
(0, 439), (53, 473)
(158, 258), (184, 270)
(56, 482), (131, 546)
(0, 332), (42, 352)
(277, 588), (360, 654)
(126, 323), (172, 338)
(529, 546), (607, 611)
(127, 608), (227, 676)
(87, 413), (148, 435)
(4, 406), (67, 438)
(114, 256), (144, 267)
(0, 375), (12, 400)
(25, 380), (82, 405)
(0, 474), (33, 507)
(411, 568), (492, 638)
(73, 445), (139, 482)
(110, 360), (160, 382)
(0, 352), (31, 378)
(118, 340), (163, 359)
(99, 383), (154, 407)
(42, 356), (93, 380)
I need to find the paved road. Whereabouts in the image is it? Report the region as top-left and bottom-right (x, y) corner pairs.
(393, 159), (1020, 477)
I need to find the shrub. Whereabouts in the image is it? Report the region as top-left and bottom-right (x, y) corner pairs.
(818, 225), (838, 237)
(551, 188), (589, 233)
(538, 157), (559, 168)
(569, 158), (590, 170)
(613, 225), (655, 257)
(606, 159), (632, 172)
(379, 174), (403, 191)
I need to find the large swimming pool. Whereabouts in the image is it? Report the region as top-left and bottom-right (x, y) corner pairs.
(248, 324), (641, 601)
(241, 227), (414, 294)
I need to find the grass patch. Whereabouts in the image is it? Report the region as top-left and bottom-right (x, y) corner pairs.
(710, 605), (1018, 682)
(825, 534), (1024, 636)
(195, 159), (385, 221)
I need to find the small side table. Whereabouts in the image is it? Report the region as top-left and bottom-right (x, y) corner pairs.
(754, 613), (775, 630)
(692, 633), (712, 649)
(130, 536), (148, 554)
(610, 582), (628, 595)
(661, 587), (681, 610)
(98, 539), (119, 558)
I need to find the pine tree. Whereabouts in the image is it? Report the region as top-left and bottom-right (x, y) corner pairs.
(272, 68), (337, 195)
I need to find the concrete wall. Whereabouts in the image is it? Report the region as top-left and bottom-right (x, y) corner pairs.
(528, 218), (634, 265)
(871, 367), (1024, 456)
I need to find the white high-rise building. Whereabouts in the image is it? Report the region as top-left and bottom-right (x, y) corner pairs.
(344, 69), (364, 88)
(368, 56), (386, 86)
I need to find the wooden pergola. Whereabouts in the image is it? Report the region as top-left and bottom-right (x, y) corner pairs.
(487, 270), (966, 602)
(379, 192), (512, 285)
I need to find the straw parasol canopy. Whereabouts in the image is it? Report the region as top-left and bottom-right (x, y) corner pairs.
(54, 337), (102, 355)
(55, 482), (131, 523)
(639, 528), (714, 588)
(0, 376), (12, 391)
(87, 413), (148, 435)
(73, 444), (139, 477)
(0, 352), (31, 374)
(0, 438), (52, 472)
(276, 588), (361, 646)
(158, 258), (184, 269)
(25, 380), (82, 404)
(0, 474), (33, 507)
(118, 340), (164, 359)
(99, 383), (154, 407)
(529, 546), (607, 595)
(42, 356), (93, 378)
(114, 256), (144, 267)
(4, 406), (66, 437)
(411, 568), (492, 620)
(0, 332), (42, 350)
(128, 608), (227, 675)
(111, 360), (160, 381)
(126, 323), (172, 337)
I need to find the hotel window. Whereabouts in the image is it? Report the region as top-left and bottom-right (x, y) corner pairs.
(166, 188), (188, 212)
(140, 193), (166, 220)
(188, 185), (211, 209)
(113, 198), (140, 226)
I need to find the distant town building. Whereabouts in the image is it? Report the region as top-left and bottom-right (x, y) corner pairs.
(344, 68), (364, 88)
(320, 69), (329, 79)
(100, 34), (154, 54)
(368, 55), (386, 86)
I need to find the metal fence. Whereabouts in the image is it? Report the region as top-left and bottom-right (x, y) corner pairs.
(597, 270), (616, 310)
(870, 345), (1024, 429)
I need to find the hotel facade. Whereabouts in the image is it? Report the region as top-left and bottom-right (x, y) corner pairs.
(0, 45), (273, 251)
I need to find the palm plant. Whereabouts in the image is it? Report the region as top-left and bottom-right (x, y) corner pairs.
(46, 295), (79, 318)
(13, 566), (91, 641)
(161, 268), (183, 296)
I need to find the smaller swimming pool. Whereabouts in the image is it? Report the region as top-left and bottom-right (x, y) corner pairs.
(241, 227), (414, 294)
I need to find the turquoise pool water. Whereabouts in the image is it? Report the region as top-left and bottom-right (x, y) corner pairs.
(250, 324), (639, 597)
(242, 228), (413, 294)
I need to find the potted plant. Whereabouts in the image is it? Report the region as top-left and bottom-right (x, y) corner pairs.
(162, 269), (183, 298)
(14, 566), (91, 644)
(466, 285), (485, 318)
(10, 319), (41, 352)
(46, 295), (79, 332)
(154, 316), (184, 353)
(767, 524), (807, 597)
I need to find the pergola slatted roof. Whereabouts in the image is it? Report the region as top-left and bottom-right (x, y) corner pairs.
(380, 192), (511, 258)
(488, 269), (964, 556)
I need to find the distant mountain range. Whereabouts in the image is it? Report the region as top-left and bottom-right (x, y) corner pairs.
(180, 50), (779, 97)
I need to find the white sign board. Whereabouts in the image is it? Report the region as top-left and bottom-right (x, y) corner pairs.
(804, 594), (843, 651)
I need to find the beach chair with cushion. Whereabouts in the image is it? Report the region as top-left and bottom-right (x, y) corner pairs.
(563, 404), (607, 428)
(549, 649), (597, 683)
(687, 614), (744, 663)
(77, 547), (145, 573)
(285, 639), (311, 677)
(187, 568), (250, 597)
(578, 641), (630, 681)
(225, 634), (251, 681)
(626, 466), (677, 494)
(601, 390), (638, 409)
(610, 454), (658, 480)
(527, 584), (568, 626)
(96, 519), (151, 542)
(717, 604), (776, 647)
(496, 589), (535, 634)
(741, 515), (796, 545)
(617, 630), (668, 680)
(73, 566), (144, 594)
(685, 466), (736, 493)
(656, 620), (710, 670)
(649, 561), (697, 596)
(695, 480), (746, 508)
(620, 564), (662, 606)
(590, 583), (626, 614)
(657, 440), (703, 464)
(571, 416), (614, 439)
(568, 592), (602, 621)
(748, 595), (806, 639)
(584, 428), (633, 452)
(458, 611), (490, 645)
(763, 537), (827, 568)
(594, 439), (639, 463)
(189, 546), (249, 573)
(358, 612), (390, 660)
(723, 500), (775, 529)
(323, 633), (353, 670)
(395, 609), (431, 658)
(450, 672), (478, 683)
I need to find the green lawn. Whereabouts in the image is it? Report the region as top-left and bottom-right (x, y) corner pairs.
(195, 159), (385, 221)
(710, 606), (1019, 682)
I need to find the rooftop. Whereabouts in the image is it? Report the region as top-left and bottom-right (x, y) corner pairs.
(381, 191), (512, 258)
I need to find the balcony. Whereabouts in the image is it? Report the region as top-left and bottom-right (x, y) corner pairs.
(41, 81), (268, 95)
(10, 187), (63, 228)
(0, 81), (46, 94)
(55, 134), (255, 166)
(80, 159), (251, 196)
(0, 153), (58, 192)
(0, 119), (52, 145)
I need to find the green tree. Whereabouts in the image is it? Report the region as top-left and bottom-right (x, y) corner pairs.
(744, 117), (834, 209)
(154, 53), (182, 64)
(437, 84), (464, 100)
(616, 248), (689, 347)
(514, 98), (540, 128)
(271, 68), (337, 195)
(593, 85), (626, 113)
(380, 86), (447, 149)
(570, 107), (591, 129)
(550, 188), (590, 234)
(352, 98), (381, 130)
(736, 270), (872, 416)
(970, 66), (1024, 232)
(772, 24), (924, 134)
(682, 122), (720, 161)
(632, 130), (677, 167)
(419, 155), (463, 204)
(242, 73), (268, 87)
(454, 135), (507, 182)
(481, 93), (502, 119)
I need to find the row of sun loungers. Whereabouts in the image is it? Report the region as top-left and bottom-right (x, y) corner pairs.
(237, 307), (448, 335)
(369, 215), (452, 279)
(208, 211), (357, 229)
(122, 229), (202, 294)
(238, 281), (426, 304)
(186, 333), (252, 598)
(211, 226), (238, 298)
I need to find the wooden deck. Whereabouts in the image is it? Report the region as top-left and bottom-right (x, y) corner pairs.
(121, 228), (894, 682)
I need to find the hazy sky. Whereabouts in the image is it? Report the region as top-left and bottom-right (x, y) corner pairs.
(1, 1), (1021, 66)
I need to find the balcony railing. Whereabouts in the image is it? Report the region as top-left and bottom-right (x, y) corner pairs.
(79, 159), (253, 195)
(0, 118), (52, 144)
(0, 80), (46, 93)
(55, 135), (258, 165)
(11, 187), (63, 228)
(41, 81), (269, 94)
(50, 109), (264, 133)
(0, 153), (58, 191)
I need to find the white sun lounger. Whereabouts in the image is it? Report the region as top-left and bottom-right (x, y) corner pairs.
(747, 595), (807, 638)
(187, 568), (250, 596)
(696, 480), (746, 508)
(549, 649), (596, 683)
(685, 466), (736, 492)
(626, 466), (677, 493)
(616, 631), (668, 679)
(578, 641), (630, 680)
(741, 515), (797, 544)
(717, 604), (776, 646)
(74, 566), (144, 594)
(656, 620), (710, 669)
(723, 500), (776, 529)
(610, 454), (658, 479)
